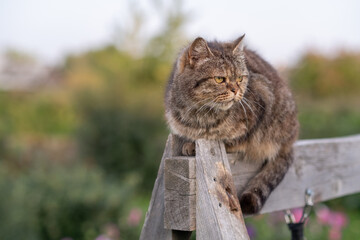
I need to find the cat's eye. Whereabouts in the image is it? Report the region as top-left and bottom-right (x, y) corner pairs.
(214, 77), (225, 83)
(236, 76), (243, 83)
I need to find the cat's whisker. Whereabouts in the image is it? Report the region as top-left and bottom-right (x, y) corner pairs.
(183, 106), (195, 116)
(204, 101), (216, 118)
(196, 98), (215, 114)
(203, 97), (221, 118)
(242, 97), (258, 120)
(239, 100), (249, 129)
(184, 97), (213, 116)
(245, 89), (265, 110)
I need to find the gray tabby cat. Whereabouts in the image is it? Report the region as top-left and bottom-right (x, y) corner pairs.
(164, 35), (299, 214)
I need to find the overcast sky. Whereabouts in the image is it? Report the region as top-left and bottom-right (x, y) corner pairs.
(1, 0), (359, 65)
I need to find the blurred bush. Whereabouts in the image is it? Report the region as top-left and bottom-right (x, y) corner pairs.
(75, 93), (167, 190)
(0, 91), (77, 137)
(288, 51), (360, 139)
(298, 106), (360, 139)
(0, 160), (133, 240)
(0, 1), (360, 239)
(58, 1), (187, 192)
(0, 1), (187, 239)
(290, 51), (360, 98)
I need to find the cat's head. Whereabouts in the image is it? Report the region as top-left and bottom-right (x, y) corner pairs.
(173, 35), (249, 111)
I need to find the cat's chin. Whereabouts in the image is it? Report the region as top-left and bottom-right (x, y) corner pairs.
(217, 101), (234, 111)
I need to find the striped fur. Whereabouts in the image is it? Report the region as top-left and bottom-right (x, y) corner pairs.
(164, 36), (299, 214)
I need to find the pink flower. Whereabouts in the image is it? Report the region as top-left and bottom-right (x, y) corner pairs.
(317, 207), (331, 225)
(329, 227), (342, 240)
(292, 208), (303, 222)
(127, 208), (142, 226)
(328, 212), (348, 228)
(95, 235), (111, 240)
(96, 223), (120, 240)
(316, 207), (348, 228)
(316, 206), (348, 240)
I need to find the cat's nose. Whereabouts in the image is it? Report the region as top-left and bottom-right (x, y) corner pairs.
(227, 83), (238, 94)
(229, 86), (238, 94)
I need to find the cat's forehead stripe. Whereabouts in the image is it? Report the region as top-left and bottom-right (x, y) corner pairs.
(220, 60), (227, 76)
(217, 63), (232, 77)
(224, 58), (236, 77)
(208, 55), (243, 77)
(229, 58), (236, 76)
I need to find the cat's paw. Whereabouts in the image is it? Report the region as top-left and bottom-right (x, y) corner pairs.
(239, 191), (262, 215)
(224, 139), (237, 147)
(182, 142), (195, 156)
(224, 139), (241, 153)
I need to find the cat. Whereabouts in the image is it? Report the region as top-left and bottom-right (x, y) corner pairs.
(164, 35), (299, 214)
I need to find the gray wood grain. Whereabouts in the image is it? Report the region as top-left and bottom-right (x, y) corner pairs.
(258, 134), (360, 214)
(140, 135), (172, 240)
(164, 156), (196, 230)
(142, 134), (360, 238)
(195, 139), (249, 240)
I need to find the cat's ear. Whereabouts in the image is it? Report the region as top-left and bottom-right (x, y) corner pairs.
(188, 37), (214, 66)
(232, 34), (245, 54)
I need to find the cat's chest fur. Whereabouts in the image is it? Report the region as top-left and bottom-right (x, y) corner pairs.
(165, 102), (247, 141)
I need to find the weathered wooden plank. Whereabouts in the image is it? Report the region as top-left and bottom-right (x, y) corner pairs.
(227, 154), (262, 195)
(140, 135), (172, 240)
(164, 157), (196, 230)
(143, 134), (360, 236)
(257, 134), (360, 214)
(163, 134), (360, 231)
(196, 139), (249, 240)
(228, 134), (360, 214)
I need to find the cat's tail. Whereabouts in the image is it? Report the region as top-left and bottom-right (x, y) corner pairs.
(238, 147), (293, 214)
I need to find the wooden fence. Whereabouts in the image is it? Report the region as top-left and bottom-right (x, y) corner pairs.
(140, 134), (360, 239)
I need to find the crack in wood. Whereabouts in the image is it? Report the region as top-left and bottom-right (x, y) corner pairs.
(166, 169), (196, 180)
(213, 162), (241, 217)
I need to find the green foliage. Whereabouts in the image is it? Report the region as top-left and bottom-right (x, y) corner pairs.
(1, 1), (360, 239)
(0, 2), (187, 239)
(60, 0), (189, 191)
(298, 104), (360, 139)
(0, 161), (132, 240)
(290, 52), (360, 98)
(0, 91), (77, 136)
(285, 51), (360, 239)
(75, 94), (167, 190)
(288, 51), (360, 139)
